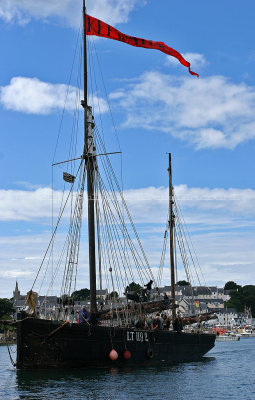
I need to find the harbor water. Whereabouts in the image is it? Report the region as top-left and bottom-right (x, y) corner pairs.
(0, 339), (254, 400)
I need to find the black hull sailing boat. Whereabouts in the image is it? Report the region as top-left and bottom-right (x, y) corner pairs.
(17, 319), (215, 369)
(14, 1), (215, 369)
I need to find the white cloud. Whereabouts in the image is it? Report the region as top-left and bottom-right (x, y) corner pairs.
(166, 52), (207, 70)
(0, 184), (254, 296)
(0, 0), (140, 28)
(1, 270), (33, 278)
(0, 187), (63, 221)
(109, 71), (255, 149)
(0, 77), (108, 115)
(189, 232), (255, 287)
(0, 230), (91, 297)
(0, 77), (79, 114)
(1, 185), (255, 225)
(14, 181), (44, 190)
(175, 185), (255, 214)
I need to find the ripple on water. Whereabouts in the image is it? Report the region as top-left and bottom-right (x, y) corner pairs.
(0, 340), (254, 400)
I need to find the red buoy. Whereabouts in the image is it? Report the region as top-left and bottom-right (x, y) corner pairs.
(123, 350), (131, 360)
(109, 349), (118, 361)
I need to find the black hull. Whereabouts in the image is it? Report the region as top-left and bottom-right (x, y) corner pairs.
(16, 318), (215, 369)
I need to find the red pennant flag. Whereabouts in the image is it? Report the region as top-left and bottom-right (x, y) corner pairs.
(86, 14), (198, 77)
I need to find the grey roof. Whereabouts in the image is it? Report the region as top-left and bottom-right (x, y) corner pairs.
(151, 286), (171, 294)
(217, 308), (239, 314)
(13, 295), (58, 308)
(197, 298), (224, 304)
(13, 299), (26, 307)
(161, 286), (172, 291)
(208, 307), (224, 313)
(175, 286), (192, 296)
(208, 286), (218, 292)
(177, 286), (213, 296)
(12, 295), (26, 303)
(38, 296), (58, 302)
(96, 289), (108, 295)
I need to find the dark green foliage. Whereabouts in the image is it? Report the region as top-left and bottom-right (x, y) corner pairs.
(224, 281), (240, 290)
(225, 285), (255, 317)
(125, 282), (143, 294)
(177, 280), (190, 286)
(71, 288), (90, 301)
(0, 298), (15, 319)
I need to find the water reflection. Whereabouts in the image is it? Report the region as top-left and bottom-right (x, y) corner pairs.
(0, 342), (252, 400)
(15, 357), (215, 400)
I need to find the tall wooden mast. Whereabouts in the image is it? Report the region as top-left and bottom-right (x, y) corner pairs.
(168, 153), (176, 320)
(82, 0), (97, 313)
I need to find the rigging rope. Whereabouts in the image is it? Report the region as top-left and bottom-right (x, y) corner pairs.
(31, 161), (83, 292)
(36, 31), (158, 321)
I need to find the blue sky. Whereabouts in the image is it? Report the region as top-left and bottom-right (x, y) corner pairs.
(0, 0), (255, 298)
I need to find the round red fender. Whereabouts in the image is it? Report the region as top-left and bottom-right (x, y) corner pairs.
(123, 350), (131, 360)
(109, 349), (118, 361)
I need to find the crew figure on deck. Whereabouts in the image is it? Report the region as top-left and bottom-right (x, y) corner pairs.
(161, 313), (170, 330)
(78, 305), (90, 324)
(173, 313), (183, 332)
(152, 314), (163, 330)
(143, 280), (153, 301)
(145, 315), (153, 330)
(163, 292), (169, 308)
(144, 280), (153, 291)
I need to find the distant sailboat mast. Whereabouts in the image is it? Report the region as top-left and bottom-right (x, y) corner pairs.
(82, 0), (97, 313)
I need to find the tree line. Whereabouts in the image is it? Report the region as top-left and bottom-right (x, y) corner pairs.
(224, 281), (255, 317)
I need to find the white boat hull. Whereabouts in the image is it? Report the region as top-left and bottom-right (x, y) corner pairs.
(216, 335), (240, 341)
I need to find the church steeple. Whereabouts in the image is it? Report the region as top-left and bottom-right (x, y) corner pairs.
(13, 281), (20, 301)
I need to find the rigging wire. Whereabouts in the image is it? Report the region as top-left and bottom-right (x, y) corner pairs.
(37, 28), (163, 316)
(174, 194), (208, 289)
(174, 195), (206, 288)
(31, 161), (83, 292)
(89, 37), (127, 284)
(94, 125), (154, 281)
(48, 21), (83, 298)
(61, 163), (86, 298)
(52, 21), (83, 165)
(95, 138), (152, 283)
(156, 219), (169, 287)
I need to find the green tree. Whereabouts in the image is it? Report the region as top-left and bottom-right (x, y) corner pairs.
(177, 280), (190, 286)
(225, 285), (255, 317)
(224, 281), (240, 290)
(125, 282), (142, 295)
(71, 288), (90, 301)
(106, 291), (119, 300)
(0, 298), (15, 319)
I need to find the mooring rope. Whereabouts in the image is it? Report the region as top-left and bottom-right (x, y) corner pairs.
(4, 326), (16, 367)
